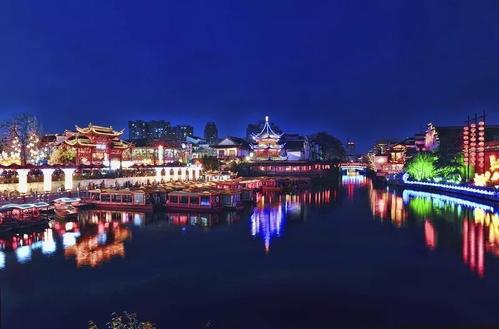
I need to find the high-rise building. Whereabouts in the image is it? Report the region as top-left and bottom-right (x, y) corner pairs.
(173, 125), (194, 141)
(128, 120), (149, 140)
(148, 120), (171, 139)
(346, 140), (355, 156)
(204, 122), (219, 145)
(128, 120), (190, 141)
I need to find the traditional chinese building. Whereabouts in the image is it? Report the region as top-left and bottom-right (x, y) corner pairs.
(64, 124), (131, 167)
(250, 116), (285, 161)
(129, 138), (192, 165)
(212, 136), (251, 160)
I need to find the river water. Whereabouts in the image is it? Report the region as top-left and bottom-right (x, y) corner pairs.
(1, 175), (499, 328)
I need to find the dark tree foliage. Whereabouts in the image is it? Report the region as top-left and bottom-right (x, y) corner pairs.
(199, 156), (221, 171)
(310, 132), (346, 162)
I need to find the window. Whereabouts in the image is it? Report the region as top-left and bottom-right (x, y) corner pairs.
(180, 196), (189, 204)
(134, 193), (145, 204)
(112, 194), (122, 202)
(200, 196), (210, 206)
(190, 197), (199, 205)
(123, 195), (132, 203)
(170, 195), (178, 203)
(101, 194), (111, 202)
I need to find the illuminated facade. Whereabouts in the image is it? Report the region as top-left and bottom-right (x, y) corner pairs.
(129, 138), (192, 165)
(251, 161), (331, 176)
(212, 136), (251, 160)
(250, 116), (285, 161)
(64, 124), (131, 167)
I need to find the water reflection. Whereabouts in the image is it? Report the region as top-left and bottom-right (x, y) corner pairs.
(251, 190), (334, 253)
(370, 185), (498, 278)
(370, 187), (407, 226)
(341, 174), (367, 200)
(0, 206), (248, 270)
(64, 221), (131, 268)
(166, 212), (230, 228)
(0, 224), (55, 269)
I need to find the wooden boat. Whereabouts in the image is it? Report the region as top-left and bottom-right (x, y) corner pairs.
(220, 190), (243, 210)
(53, 197), (82, 206)
(80, 189), (162, 211)
(0, 219), (17, 234)
(241, 188), (257, 203)
(32, 202), (53, 213)
(0, 203), (49, 220)
(0, 204), (49, 232)
(53, 198), (81, 219)
(166, 191), (222, 212)
(261, 178), (282, 192)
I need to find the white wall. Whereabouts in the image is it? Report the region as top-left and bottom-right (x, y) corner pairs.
(0, 165), (203, 193)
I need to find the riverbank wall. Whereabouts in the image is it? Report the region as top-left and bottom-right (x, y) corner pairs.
(391, 179), (498, 204)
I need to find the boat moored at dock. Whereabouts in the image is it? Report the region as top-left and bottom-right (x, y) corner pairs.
(166, 190), (222, 212)
(80, 188), (167, 211)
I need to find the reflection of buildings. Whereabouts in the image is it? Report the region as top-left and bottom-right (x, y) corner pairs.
(64, 223), (131, 268)
(166, 212), (231, 228)
(369, 185), (406, 226)
(251, 190), (334, 253)
(342, 175), (367, 201)
(251, 198), (284, 254)
(424, 220), (437, 250)
(0, 225), (56, 269)
(61, 210), (136, 268)
(400, 189), (498, 278)
(463, 218), (485, 278)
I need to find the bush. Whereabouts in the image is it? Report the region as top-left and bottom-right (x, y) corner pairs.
(88, 312), (155, 329)
(405, 153), (435, 181)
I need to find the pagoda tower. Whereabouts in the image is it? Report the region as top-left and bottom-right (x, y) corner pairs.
(250, 116), (285, 161)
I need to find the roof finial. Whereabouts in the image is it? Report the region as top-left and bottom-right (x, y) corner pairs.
(265, 115), (269, 123)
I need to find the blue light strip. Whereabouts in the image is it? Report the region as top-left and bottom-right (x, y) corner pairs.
(402, 174), (497, 198)
(402, 189), (496, 213)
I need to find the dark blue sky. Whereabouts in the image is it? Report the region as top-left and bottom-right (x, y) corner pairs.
(1, 0), (498, 151)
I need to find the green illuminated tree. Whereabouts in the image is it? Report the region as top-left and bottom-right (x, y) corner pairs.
(405, 153), (435, 181)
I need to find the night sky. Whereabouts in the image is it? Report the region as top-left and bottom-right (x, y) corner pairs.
(1, 0), (499, 151)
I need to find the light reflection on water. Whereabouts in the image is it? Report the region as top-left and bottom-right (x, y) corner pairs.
(0, 189), (336, 269)
(0, 178), (497, 280)
(251, 190), (334, 253)
(351, 173), (498, 278)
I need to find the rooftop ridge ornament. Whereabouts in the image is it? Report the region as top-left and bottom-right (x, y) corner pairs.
(252, 115), (283, 140)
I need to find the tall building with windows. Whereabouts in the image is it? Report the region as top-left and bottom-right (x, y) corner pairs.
(128, 120), (170, 140)
(346, 140), (355, 156)
(128, 120), (191, 141)
(173, 125), (194, 141)
(204, 122), (219, 145)
(148, 120), (171, 139)
(128, 120), (148, 140)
